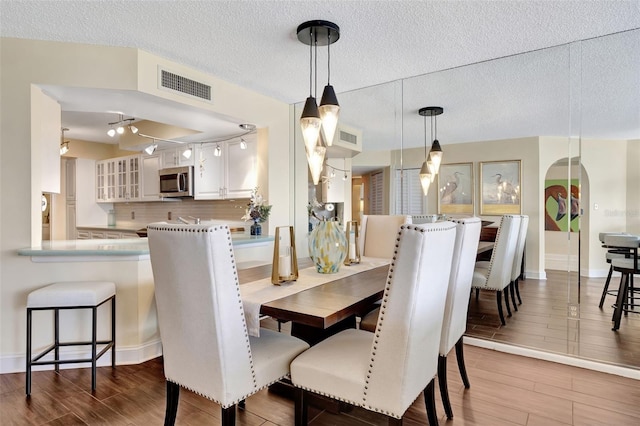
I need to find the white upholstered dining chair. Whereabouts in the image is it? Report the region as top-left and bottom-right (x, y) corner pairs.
(290, 222), (457, 426)
(510, 214), (529, 308)
(437, 217), (482, 419)
(147, 223), (309, 426)
(471, 215), (521, 326)
(358, 214), (412, 259)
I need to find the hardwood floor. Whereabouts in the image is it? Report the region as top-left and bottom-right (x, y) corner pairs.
(2, 342), (640, 425)
(467, 270), (640, 369)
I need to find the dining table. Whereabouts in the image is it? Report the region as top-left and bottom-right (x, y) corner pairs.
(238, 240), (494, 345)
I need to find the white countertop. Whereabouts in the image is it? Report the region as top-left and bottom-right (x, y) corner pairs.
(18, 235), (274, 260)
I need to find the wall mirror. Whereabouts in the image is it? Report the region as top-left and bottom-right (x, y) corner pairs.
(294, 28), (639, 371)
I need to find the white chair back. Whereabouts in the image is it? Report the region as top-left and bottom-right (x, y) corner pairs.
(511, 215), (529, 281)
(147, 223), (259, 407)
(440, 217), (482, 356)
(410, 214), (439, 224)
(482, 215), (521, 291)
(358, 214), (411, 258)
(366, 222), (456, 415)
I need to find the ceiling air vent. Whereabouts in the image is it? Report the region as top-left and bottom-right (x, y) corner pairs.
(159, 68), (212, 102)
(339, 130), (358, 145)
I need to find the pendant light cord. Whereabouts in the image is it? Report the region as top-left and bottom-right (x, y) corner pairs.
(314, 33), (318, 98)
(327, 33), (331, 85)
(309, 28), (313, 97)
(424, 115), (427, 158)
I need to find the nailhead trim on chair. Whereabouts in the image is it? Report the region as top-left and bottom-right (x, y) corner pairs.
(471, 215), (516, 291)
(148, 223), (268, 409)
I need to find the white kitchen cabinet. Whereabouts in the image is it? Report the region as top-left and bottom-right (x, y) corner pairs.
(65, 159), (76, 201)
(141, 153), (162, 201)
(160, 147), (194, 168)
(66, 202), (77, 240)
(225, 137), (257, 199)
(193, 143), (225, 199)
(96, 161), (107, 202)
(97, 155), (140, 202)
(194, 135), (257, 200)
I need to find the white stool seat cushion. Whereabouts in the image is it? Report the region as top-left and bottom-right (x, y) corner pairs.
(291, 329), (373, 405)
(27, 281), (116, 308)
(250, 328), (311, 388)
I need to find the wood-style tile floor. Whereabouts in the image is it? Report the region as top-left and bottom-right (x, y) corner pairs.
(2, 343), (639, 425)
(467, 270), (640, 369)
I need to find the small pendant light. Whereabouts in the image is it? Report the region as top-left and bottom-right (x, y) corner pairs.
(418, 106), (444, 195)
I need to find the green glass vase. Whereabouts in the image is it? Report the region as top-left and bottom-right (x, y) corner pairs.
(308, 220), (347, 273)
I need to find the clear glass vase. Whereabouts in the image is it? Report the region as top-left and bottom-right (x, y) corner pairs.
(308, 220), (347, 273)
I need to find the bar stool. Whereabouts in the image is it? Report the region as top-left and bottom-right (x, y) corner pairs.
(26, 281), (116, 395)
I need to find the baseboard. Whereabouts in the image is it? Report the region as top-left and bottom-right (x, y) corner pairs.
(464, 336), (640, 380)
(545, 253), (579, 272)
(524, 269), (546, 280)
(0, 339), (163, 374)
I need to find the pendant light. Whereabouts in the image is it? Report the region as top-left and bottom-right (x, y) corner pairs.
(297, 20), (340, 184)
(318, 24), (340, 146)
(418, 107), (444, 195)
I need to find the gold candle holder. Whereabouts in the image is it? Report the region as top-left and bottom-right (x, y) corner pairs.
(344, 220), (361, 265)
(271, 226), (298, 285)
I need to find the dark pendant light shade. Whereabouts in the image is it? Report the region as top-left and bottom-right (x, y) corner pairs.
(319, 84), (340, 146)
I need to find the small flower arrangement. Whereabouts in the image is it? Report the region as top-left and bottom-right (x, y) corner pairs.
(241, 187), (272, 223)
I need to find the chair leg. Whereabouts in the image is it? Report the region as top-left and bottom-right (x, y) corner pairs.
(599, 265), (614, 308)
(164, 381), (180, 426)
(294, 387), (308, 426)
(496, 291), (506, 325)
(612, 273), (629, 331)
(455, 337), (470, 389)
(510, 281), (518, 312)
(515, 277), (523, 305)
(475, 288), (479, 300)
(423, 378), (439, 426)
(238, 399), (246, 410)
(438, 355), (453, 419)
(504, 287), (512, 317)
(221, 405), (236, 426)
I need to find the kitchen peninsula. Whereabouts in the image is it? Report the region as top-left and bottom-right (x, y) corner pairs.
(15, 233), (274, 372)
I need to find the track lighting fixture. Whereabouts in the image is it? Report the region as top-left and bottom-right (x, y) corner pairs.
(60, 127), (70, 155)
(107, 114), (137, 137)
(240, 138), (247, 150)
(144, 142), (157, 155)
(214, 144), (222, 157)
(182, 146), (192, 159)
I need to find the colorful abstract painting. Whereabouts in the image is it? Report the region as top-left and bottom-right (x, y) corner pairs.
(544, 179), (579, 232)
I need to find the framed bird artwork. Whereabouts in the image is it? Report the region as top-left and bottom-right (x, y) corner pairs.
(480, 160), (522, 215)
(437, 162), (474, 215)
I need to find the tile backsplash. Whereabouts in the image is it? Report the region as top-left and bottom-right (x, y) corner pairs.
(114, 198), (250, 228)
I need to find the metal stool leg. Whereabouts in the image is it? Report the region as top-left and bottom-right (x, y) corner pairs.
(91, 306), (98, 392)
(26, 308), (32, 396)
(54, 308), (60, 373)
(111, 296), (117, 368)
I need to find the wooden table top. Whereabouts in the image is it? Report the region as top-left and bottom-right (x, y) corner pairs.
(238, 240), (493, 330)
(239, 259), (388, 329)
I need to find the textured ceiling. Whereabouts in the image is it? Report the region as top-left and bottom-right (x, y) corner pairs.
(2, 1), (639, 149)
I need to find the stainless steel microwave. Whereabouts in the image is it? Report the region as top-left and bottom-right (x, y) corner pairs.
(159, 166), (193, 197)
